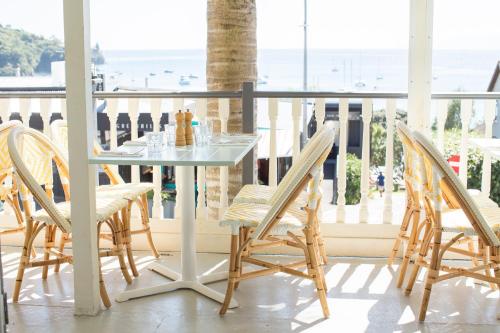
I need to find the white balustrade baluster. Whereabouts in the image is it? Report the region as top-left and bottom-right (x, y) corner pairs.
(359, 98), (372, 223)
(292, 98), (301, 163)
(219, 98), (230, 219)
(268, 98), (279, 187)
(150, 98), (164, 219)
(436, 99), (448, 153)
(459, 99), (472, 187)
(195, 99), (208, 221)
(106, 98), (119, 174)
(40, 99), (52, 137)
(336, 98), (348, 223)
(128, 98), (140, 184)
(173, 98), (184, 219)
(383, 99), (396, 224)
(19, 98), (32, 125)
(315, 98), (326, 131)
(60, 99), (67, 120)
(481, 100), (496, 197)
(0, 98), (11, 123)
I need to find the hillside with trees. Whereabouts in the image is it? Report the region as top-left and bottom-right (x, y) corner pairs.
(0, 24), (104, 76)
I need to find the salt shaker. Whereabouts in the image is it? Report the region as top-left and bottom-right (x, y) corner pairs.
(184, 109), (193, 145)
(175, 110), (186, 146)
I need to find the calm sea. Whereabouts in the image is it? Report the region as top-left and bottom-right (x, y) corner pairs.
(97, 49), (500, 92)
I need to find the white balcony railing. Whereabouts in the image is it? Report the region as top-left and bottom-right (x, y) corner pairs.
(0, 87), (498, 256)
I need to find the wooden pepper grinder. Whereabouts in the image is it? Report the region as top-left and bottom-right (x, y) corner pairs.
(184, 109), (193, 145)
(175, 110), (186, 146)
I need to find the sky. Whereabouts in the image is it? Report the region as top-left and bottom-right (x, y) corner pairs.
(0, 0), (499, 50)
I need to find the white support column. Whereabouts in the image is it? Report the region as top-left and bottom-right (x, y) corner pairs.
(481, 100), (496, 197)
(336, 98), (348, 223)
(128, 98), (140, 184)
(105, 98), (119, 174)
(314, 98), (326, 131)
(436, 99), (448, 153)
(408, 0), (433, 133)
(359, 98), (372, 223)
(292, 98), (301, 163)
(151, 98), (164, 219)
(459, 99), (472, 187)
(218, 98), (230, 219)
(383, 99), (396, 224)
(63, 0), (100, 315)
(268, 98), (279, 187)
(195, 99), (208, 221)
(173, 98), (184, 219)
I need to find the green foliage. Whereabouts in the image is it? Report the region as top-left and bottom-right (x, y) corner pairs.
(442, 129), (500, 205)
(0, 24), (63, 75)
(0, 25), (105, 76)
(445, 99), (461, 130)
(345, 153), (361, 205)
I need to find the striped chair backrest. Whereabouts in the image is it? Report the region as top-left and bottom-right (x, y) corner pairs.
(252, 122), (335, 240)
(8, 127), (71, 233)
(413, 130), (500, 247)
(51, 119), (125, 185)
(0, 121), (23, 176)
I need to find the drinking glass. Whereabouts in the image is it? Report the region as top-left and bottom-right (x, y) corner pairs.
(165, 124), (176, 146)
(194, 125), (206, 146)
(146, 132), (164, 153)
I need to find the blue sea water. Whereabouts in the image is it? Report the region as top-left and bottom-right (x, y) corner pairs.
(97, 48), (500, 92)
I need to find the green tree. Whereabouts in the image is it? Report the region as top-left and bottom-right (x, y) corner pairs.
(445, 99), (461, 130)
(345, 153), (361, 205)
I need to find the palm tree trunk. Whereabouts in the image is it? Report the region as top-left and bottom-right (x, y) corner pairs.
(206, 0), (257, 221)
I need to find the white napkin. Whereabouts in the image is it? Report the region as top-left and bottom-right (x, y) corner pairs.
(99, 146), (144, 157)
(123, 140), (147, 147)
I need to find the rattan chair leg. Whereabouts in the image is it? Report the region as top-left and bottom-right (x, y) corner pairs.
(234, 228), (247, 290)
(478, 240), (496, 290)
(220, 234), (239, 315)
(397, 208), (420, 288)
(111, 215), (133, 284)
(54, 232), (68, 273)
(13, 219), (33, 302)
(305, 227), (329, 318)
(389, 205), (413, 266)
(140, 193), (160, 258)
(97, 222), (111, 308)
(122, 205), (139, 277)
(418, 225), (442, 322)
(405, 222), (433, 296)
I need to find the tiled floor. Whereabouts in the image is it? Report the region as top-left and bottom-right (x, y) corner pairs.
(2, 247), (499, 333)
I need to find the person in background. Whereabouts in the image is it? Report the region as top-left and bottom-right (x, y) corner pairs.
(377, 171), (385, 197)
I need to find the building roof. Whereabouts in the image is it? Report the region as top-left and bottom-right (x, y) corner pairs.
(487, 61), (500, 92)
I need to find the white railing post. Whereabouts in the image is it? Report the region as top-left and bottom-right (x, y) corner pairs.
(173, 98), (184, 219)
(436, 99), (448, 153)
(268, 98), (278, 187)
(292, 98), (301, 163)
(195, 98), (208, 221)
(40, 99), (52, 137)
(336, 98), (348, 223)
(105, 98), (119, 174)
(60, 99), (67, 120)
(383, 99), (396, 224)
(19, 98), (32, 125)
(151, 98), (164, 219)
(359, 98), (372, 223)
(459, 99), (472, 187)
(219, 98), (230, 219)
(481, 100), (496, 197)
(314, 98), (326, 131)
(128, 98), (140, 184)
(0, 99), (10, 123)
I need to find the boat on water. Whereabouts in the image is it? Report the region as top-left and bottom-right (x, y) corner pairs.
(354, 81), (366, 88)
(331, 67), (339, 73)
(188, 74), (198, 79)
(149, 73), (156, 76)
(179, 76), (191, 86)
(164, 70), (174, 74)
(257, 77), (267, 85)
(376, 75), (383, 80)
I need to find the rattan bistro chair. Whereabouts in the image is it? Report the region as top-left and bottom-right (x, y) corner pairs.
(388, 122), (498, 289)
(406, 130), (500, 321)
(218, 122), (335, 318)
(8, 126), (133, 307)
(231, 127), (329, 265)
(51, 120), (159, 276)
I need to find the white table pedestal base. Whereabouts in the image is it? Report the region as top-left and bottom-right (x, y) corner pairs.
(115, 166), (237, 308)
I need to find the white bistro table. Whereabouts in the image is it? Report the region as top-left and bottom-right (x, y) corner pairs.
(89, 137), (259, 308)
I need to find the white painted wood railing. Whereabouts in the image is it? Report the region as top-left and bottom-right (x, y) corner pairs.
(0, 89), (499, 228)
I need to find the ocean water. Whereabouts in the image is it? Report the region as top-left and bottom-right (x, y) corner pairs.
(97, 48), (500, 92)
